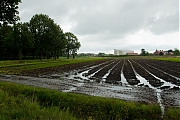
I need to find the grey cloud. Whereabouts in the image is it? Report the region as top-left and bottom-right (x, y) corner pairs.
(146, 12), (179, 35)
(19, 0), (178, 36)
(69, 0), (178, 36)
(18, 0), (179, 54)
(19, 0), (69, 22)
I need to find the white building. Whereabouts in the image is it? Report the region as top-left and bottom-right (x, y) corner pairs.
(114, 49), (134, 55)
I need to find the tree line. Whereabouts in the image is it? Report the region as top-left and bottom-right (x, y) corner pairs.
(0, 14), (81, 60)
(0, 1), (80, 60)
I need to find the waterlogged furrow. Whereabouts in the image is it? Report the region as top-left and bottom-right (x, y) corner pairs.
(92, 60), (120, 82)
(106, 60), (123, 84)
(86, 60), (115, 76)
(78, 59), (113, 73)
(120, 60), (129, 86)
(146, 63), (180, 81)
(123, 59), (140, 85)
(147, 60), (180, 78)
(136, 60), (180, 86)
(128, 60), (165, 115)
(133, 60), (179, 89)
(130, 59), (163, 87)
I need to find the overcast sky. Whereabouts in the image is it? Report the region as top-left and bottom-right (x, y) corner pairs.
(18, 0), (179, 54)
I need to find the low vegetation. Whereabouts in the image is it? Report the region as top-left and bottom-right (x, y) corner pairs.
(0, 57), (104, 74)
(164, 107), (180, 120)
(153, 57), (180, 62)
(0, 88), (76, 120)
(0, 81), (162, 120)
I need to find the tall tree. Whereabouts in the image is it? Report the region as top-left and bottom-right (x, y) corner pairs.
(141, 48), (149, 56)
(29, 14), (55, 60)
(21, 22), (34, 59)
(64, 32), (81, 59)
(5, 22), (34, 60)
(50, 24), (66, 59)
(0, 0), (21, 24)
(0, 23), (12, 59)
(43, 23), (65, 59)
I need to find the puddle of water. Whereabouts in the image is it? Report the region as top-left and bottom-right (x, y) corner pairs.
(62, 87), (76, 92)
(129, 60), (165, 116)
(62, 82), (85, 92)
(101, 60), (121, 83)
(107, 85), (133, 91)
(90, 86), (135, 100)
(121, 61), (129, 86)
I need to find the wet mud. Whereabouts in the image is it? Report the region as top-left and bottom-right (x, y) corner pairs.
(0, 59), (180, 111)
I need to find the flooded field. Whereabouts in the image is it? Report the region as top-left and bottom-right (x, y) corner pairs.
(0, 58), (180, 113)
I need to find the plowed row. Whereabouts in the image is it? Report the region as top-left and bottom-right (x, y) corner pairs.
(64, 59), (180, 90)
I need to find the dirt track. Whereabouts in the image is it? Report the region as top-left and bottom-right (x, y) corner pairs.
(0, 58), (180, 111)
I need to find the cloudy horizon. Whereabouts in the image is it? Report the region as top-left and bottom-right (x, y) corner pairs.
(18, 0), (179, 54)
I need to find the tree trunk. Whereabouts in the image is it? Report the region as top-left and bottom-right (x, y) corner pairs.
(18, 49), (22, 60)
(40, 51), (42, 60)
(73, 52), (75, 59)
(67, 49), (70, 59)
(54, 47), (57, 60)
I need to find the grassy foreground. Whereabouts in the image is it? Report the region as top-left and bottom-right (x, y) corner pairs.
(0, 89), (76, 120)
(164, 107), (180, 120)
(0, 81), (162, 120)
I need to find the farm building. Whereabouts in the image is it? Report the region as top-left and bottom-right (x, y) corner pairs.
(114, 49), (135, 55)
(153, 49), (164, 55)
(126, 52), (139, 55)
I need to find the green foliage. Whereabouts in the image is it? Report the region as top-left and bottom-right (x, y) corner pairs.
(164, 107), (180, 120)
(0, 0), (21, 24)
(0, 13), (80, 60)
(64, 32), (81, 59)
(5, 22), (34, 60)
(29, 14), (64, 60)
(0, 81), (162, 120)
(0, 87), (77, 120)
(141, 48), (149, 56)
(98, 52), (106, 56)
(173, 48), (180, 56)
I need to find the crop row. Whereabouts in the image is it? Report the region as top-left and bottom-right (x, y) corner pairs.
(69, 59), (180, 90)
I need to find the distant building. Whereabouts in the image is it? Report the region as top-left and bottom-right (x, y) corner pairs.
(153, 49), (164, 55)
(114, 49), (135, 55)
(126, 52), (139, 55)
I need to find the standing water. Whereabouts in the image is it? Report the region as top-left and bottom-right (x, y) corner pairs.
(128, 60), (165, 116)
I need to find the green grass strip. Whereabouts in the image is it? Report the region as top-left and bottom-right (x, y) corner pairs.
(164, 107), (180, 120)
(152, 57), (180, 62)
(0, 85), (77, 120)
(0, 57), (105, 74)
(0, 81), (162, 120)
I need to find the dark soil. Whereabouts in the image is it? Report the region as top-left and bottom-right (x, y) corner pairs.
(16, 58), (180, 108)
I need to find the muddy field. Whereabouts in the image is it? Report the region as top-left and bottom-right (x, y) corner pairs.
(0, 58), (180, 112)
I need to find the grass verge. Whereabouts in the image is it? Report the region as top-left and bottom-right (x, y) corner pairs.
(0, 81), (162, 120)
(0, 57), (105, 74)
(0, 84), (77, 120)
(152, 57), (180, 62)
